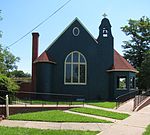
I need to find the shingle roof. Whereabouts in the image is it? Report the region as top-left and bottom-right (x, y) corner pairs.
(34, 51), (55, 64)
(109, 50), (137, 73)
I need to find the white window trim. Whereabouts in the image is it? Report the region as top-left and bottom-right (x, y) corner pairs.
(72, 27), (80, 36)
(64, 51), (87, 85)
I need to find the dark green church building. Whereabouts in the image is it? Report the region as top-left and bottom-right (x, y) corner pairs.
(31, 17), (137, 100)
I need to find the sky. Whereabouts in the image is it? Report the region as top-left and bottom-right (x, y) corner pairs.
(0, 0), (150, 74)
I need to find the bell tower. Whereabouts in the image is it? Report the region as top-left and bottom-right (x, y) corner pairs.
(97, 14), (114, 69)
(97, 14), (113, 42)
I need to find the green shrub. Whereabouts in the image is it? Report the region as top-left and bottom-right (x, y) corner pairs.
(0, 74), (19, 92)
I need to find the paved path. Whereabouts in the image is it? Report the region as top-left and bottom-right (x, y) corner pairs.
(0, 120), (113, 131)
(98, 103), (150, 135)
(84, 104), (132, 114)
(64, 110), (118, 122)
(116, 99), (134, 113)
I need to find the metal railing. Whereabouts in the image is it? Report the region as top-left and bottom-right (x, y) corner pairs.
(0, 90), (85, 106)
(133, 89), (150, 111)
(116, 89), (139, 108)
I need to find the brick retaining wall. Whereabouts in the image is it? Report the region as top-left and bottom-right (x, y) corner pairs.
(0, 105), (75, 116)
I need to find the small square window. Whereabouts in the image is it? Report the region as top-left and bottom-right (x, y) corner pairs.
(117, 76), (127, 90)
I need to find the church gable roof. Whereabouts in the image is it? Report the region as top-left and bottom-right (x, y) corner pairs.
(35, 18), (99, 64)
(108, 50), (138, 73)
(46, 17), (98, 51)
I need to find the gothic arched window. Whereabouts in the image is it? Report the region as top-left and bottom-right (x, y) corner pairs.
(64, 51), (87, 85)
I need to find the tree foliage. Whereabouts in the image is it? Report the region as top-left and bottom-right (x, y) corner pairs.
(0, 11), (20, 92)
(0, 74), (19, 92)
(10, 70), (31, 78)
(0, 11), (20, 76)
(0, 45), (20, 76)
(138, 51), (150, 89)
(0, 10), (2, 38)
(121, 16), (150, 69)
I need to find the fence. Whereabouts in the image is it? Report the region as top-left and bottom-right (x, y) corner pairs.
(0, 90), (85, 106)
(116, 90), (139, 108)
(133, 89), (150, 111)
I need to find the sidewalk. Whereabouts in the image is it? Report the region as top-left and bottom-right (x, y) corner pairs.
(0, 120), (113, 131)
(99, 102), (150, 135)
(64, 110), (118, 122)
(84, 104), (132, 114)
(116, 98), (134, 113)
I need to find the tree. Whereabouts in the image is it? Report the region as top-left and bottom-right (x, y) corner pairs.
(121, 16), (150, 69)
(10, 70), (31, 78)
(0, 74), (19, 92)
(0, 45), (20, 76)
(138, 51), (150, 90)
(0, 10), (4, 73)
(0, 10), (19, 92)
(0, 10), (20, 76)
(0, 10), (2, 38)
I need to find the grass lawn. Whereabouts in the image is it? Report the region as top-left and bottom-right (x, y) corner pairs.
(143, 124), (150, 135)
(9, 110), (112, 123)
(0, 126), (99, 135)
(70, 107), (129, 120)
(86, 101), (116, 109)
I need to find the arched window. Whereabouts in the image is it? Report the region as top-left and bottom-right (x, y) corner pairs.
(64, 51), (87, 85)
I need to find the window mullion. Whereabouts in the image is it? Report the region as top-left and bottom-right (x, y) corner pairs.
(85, 63), (87, 83)
(78, 53), (80, 83)
(71, 53), (73, 83)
